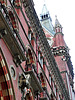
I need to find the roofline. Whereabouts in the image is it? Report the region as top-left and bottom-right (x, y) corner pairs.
(42, 25), (54, 37)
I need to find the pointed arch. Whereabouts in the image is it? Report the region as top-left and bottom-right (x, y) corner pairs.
(0, 49), (15, 100)
(26, 45), (35, 65)
(7, 7), (19, 32)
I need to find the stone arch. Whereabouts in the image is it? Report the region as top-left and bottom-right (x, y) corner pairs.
(0, 50), (15, 100)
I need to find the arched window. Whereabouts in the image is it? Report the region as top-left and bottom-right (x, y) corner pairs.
(26, 49), (34, 64)
(38, 52), (43, 68)
(8, 9), (19, 32)
(26, 48), (35, 71)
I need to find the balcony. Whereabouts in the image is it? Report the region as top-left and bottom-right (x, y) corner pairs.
(25, 66), (43, 94)
(0, 3), (26, 63)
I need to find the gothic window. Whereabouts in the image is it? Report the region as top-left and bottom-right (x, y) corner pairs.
(38, 52), (43, 68)
(40, 57), (43, 68)
(49, 76), (51, 85)
(54, 86), (56, 96)
(8, 10), (19, 32)
(28, 32), (31, 41)
(26, 48), (35, 67)
(38, 52), (40, 62)
(58, 95), (60, 100)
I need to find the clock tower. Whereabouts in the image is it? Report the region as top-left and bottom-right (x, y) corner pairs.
(40, 4), (55, 35)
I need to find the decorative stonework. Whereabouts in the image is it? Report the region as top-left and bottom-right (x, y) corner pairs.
(18, 73), (34, 100)
(0, 54), (14, 100)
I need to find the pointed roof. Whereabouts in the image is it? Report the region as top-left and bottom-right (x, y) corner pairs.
(41, 4), (49, 15)
(55, 15), (62, 27)
(40, 3), (52, 22)
(40, 3), (55, 35)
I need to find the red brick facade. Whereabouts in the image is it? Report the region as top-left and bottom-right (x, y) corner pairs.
(0, 0), (75, 100)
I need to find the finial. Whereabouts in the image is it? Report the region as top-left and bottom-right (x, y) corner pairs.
(55, 15), (62, 28)
(43, 0), (46, 4)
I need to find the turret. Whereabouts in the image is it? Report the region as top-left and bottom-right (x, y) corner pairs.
(55, 15), (62, 33)
(54, 16), (65, 47)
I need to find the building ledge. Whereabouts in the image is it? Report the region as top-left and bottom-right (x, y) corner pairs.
(25, 70), (43, 93)
(0, 9), (26, 62)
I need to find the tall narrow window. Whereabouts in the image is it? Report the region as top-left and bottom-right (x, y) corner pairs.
(40, 57), (43, 68)
(38, 52), (40, 62)
(58, 95), (60, 100)
(38, 52), (43, 68)
(49, 76), (51, 85)
(28, 32), (31, 42)
(54, 86), (56, 96)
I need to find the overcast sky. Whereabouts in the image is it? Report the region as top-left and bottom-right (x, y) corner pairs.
(33, 0), (75, 83)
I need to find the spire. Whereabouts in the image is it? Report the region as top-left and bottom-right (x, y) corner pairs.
(54, 16), (63, 34)
(40, 3), (55, 35)
(41, 4), (48, 16)
(41, 0), (49, 15)
(40, 3), (52, 21)
(55, 15), (62, 28)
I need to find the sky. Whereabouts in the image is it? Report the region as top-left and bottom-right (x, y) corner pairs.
(33, 0), (75, 84)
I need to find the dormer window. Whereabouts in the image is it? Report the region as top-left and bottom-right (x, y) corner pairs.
(8, 9), (19, 32)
